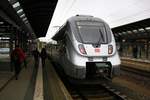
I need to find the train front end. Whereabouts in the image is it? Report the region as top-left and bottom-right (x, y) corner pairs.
(68, 17), (120, 79)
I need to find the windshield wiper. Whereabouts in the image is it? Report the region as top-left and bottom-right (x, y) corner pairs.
(99, 29), (104, 42)
(95, 29), (104, 45)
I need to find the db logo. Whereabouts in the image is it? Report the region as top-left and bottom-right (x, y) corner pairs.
(95, 48), (100, 53)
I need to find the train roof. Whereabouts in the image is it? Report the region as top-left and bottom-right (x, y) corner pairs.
(68, 15), (105, 23)
(52, 15), (106, 41)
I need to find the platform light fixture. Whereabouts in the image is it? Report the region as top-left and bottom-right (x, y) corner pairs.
(122, 39), (126, 42)
(127, 31), (132, 34)
(20, 14), (25, 18)
(0, 22), (4, 25)
(118, 33), (122, 35)
(22, 17), (27, 21)
(17, 9), (23, 14)
(12, 2), (20, 8)
(8, 0), (34, 36)
(25, 20), (28, 24)
(145, 27), (150, 31)
(138, 28), (145, 32)
(122, 32), (126, 35)
(8, 0), (18, 4)
(18, 11), (24, 17)
(133, 29), (138, 33)
(15, 6), (21, 12)
(8, 0), (29, 24)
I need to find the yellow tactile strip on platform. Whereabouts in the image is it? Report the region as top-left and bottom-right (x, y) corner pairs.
(33, 59), (43, 100)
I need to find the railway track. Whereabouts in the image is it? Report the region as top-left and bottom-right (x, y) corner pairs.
(67, 80), (128, 100)
(50, 59), (129, 100)
(121, 66), (150, 78)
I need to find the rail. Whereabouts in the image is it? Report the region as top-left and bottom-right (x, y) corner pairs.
(68, 80), (128, 100)
(121, 58), (150, 73)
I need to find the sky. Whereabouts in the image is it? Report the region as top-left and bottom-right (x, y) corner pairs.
(39, 0), (150, 42)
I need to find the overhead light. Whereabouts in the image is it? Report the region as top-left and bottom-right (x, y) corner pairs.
(18, 11), (24, 16)
(0, 22), (4, 24)
(122, 39), (126, 42)
(118, 33), (122, 35)
(138, 28), (145, 32)
(8, 0), (18, 4)
(145, 27), (150, 31)
(22, 17), (27, 21)
(17, 9), (23, 14)
(12, 2), (20, 8)
(20, 14), (25, 18)
(133, 30), (138, 33)
(127, 31), (132, 34)
(25, 20), (28, 24)
(122, 32), (126, 34)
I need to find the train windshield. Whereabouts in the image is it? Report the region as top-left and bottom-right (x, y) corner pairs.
(76, 21), (111, 44)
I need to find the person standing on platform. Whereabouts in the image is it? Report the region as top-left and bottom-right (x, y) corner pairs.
(22, 50), (27, 68)
(32, 48), (40, 68)
(133, 45), (138, 58)
(40, 48), (47, 67)
(17, 48), (26, 69)
(11, 45), (25, 80)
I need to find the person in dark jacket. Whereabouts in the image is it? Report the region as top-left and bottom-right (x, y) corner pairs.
(11, 45), (25, 80)
(40, 48), (47, 67)
(32, 48), (40, 68)
(133, 45), (138, 58)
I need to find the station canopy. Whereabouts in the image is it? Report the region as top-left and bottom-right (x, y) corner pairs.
(0, 0), (58, 38)
(18, 0), (58, 37)
(1, 0), (150, 40)
(46, 0), (150, 41)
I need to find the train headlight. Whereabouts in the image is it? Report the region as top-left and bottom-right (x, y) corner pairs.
(108, 45), (113, 54)
(78, 44), (87, 54)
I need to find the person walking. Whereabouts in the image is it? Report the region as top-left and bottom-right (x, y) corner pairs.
(32, 48), (40, 68)
(11, 45), (25, 80)
(40, 48), (47, 67)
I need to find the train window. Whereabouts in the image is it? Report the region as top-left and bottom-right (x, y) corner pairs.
(76, 21), (110, 44)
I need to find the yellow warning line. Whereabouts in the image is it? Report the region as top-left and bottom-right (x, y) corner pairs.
(33, 59), (43, 100)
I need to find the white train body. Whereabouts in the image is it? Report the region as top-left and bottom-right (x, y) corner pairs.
(52, 15), (120, 79)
